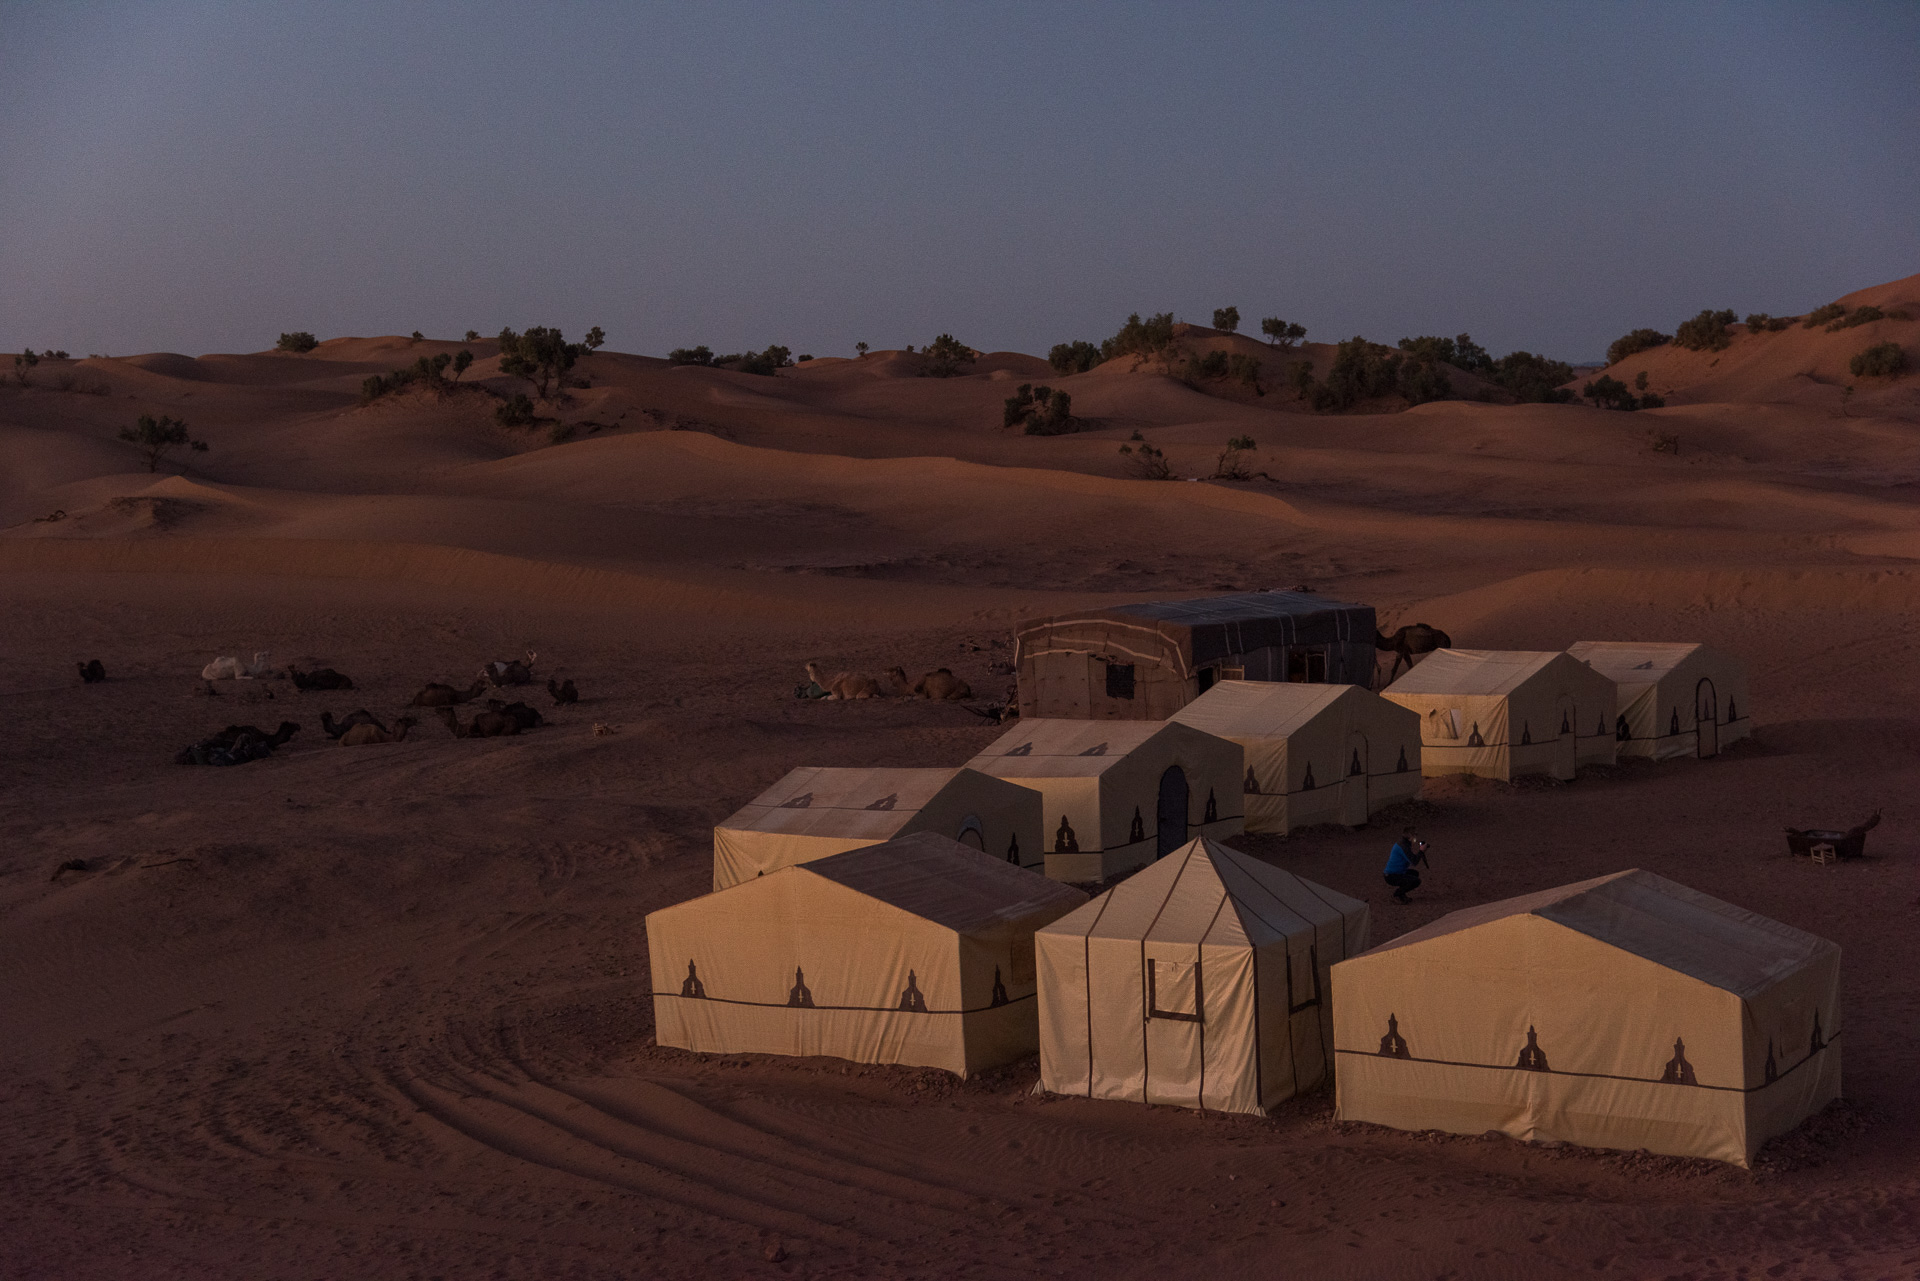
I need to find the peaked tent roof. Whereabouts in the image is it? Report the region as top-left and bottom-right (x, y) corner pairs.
(1386, 648), (1567, 697)
(1360, 869), (1833, 1000)
(720, 766), (992, 838)
(1568, 641), (1708, 695)
(1043, 837), (1365, 949)
(1170, 680), (1358, 737)
(968, 719), (1171, 779)
(801, 831), (1086, 934)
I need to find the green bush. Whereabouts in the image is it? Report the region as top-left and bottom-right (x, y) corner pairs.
(583, 326), (605, 351)
(1101, 312), (1177, 363)
(451, 350), (474, 381)
(1214, 435), (1258, 479)
(275, 332), (318, 353)
(1744, 313), (1792, 334)
(1803, 302), (1847, 328)
(118, 413), (208, 471)
(668, 346), (714, 366)
(1639, 393), (1667, 409)
(1582, 374), (1640, 410)
(1211, 306), (1240, 334)
(465, 330), (480, 342)
(1850, 342), (1908, 378)
(1118, 433), (1173, 479)
(1606, 328), (1671, 365)
(1260, 318), (1306, 349)
(495, 393), (536, 426)
(1490, 351), (1574, 403)
(497, 326), (581, 397)
(13, 349), (38, 386)
(1396, 357), (1452, 405)
(1673, 309), (1737, 352)
(1048, 340), (1101, 374)
(1828, 305), (1894, 332)
(1289, 360), (1316, 399)
(1316, 337), (1405, 410)
(920, 334), (975, 378)
(1003, 383), (1077, 434)
(361, 352), (456, 402)
(726, 345), (792, 376)
(855, 342), (869, 357)
(1226, 353), (1263, 390)
(1190, 350), (1229, 380)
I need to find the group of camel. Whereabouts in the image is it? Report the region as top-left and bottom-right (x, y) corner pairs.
(804, 662), (975, 702)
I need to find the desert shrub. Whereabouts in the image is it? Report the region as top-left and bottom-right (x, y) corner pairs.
(451, 349), (474, 381)
(1190, 349), (1230, 380)
(1828, 305), (1890, 332)
(1226, 353), (1264, 390)
(361, 353), (455, 402)
(583, 326), (605, 351)
(1212, 306), (1240, 333)
(1048, 340), (1101, 374)
(497, 326), (582, 398)
(1744, 312), (1791, 334)
(275, 332), (318, 353)
(920, 334), (975, 378)
(1850, 342), (1908, 378)
(1003, 383), (1076, 434)
(1289, 360), (1316, 399)
(13, 349), (38, 386)
(1673, 309), (1737, 352)
(1606, 328), (1670, 365)
(464, 330), (480, 342)
(1803, 303), (1847, 328)
(1214, 435), (1258, 479)
(1489, 350), (1575, 403)
(1396, 357), (1452, 405)
(797, 354), (813, 362)
(1101, 312), (1177, 363)
(1118, 432), (1173, 479)
(855, 342), (869, 357)
(42, 349), (69, 359)
(548, 422), (576, 445)
(1639, 393), (1666, 408)
(1397, 333), (1493, 376)
(52, 369), (109, 395)
(1317, 336), (1405, 410)
(729, 345), (792, 376)
(495, 393), (536, 426)
(1260, 317), (1307, 349)
(668, 346), (714, 366)
(118, 413), (207, 472)
(1581, 374), (1640, 410)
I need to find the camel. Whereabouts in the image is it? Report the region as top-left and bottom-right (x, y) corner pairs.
(320, 709), (387, 740)
(913, 668), (973, 701)
(884, 667), (915, 697)
(410, 678), (487, 707)
(288, 666), (355, 691)
(481, 650), (538, 688)
(214, 721), (301, 749)
(805, 661), (883, 700)
(77, 659), (106, 684)
(202, 650), (273, 681)
(175, 720), (299, 765)
(437, 706), (520, 738)
(485, 699), (545, 730)
(340, 716), (417, 746)
(1376, 624), (1452, 681)
(547, 677), (578, 705)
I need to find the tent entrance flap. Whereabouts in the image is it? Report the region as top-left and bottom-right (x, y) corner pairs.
(1144, 949), (1206, 1108)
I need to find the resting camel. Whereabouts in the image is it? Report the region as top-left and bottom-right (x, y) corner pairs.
(202, 650), (273, 681)
(340, 717), (417, 746)
(547, 677), (578, 705)
(484, 699), (545, 730)
(288, 666), (355, 691)
(805, 661), (883, 700)
(77, 660), (106, 683)
(1376, 624), (1452, 681)
(913, 668), (973, 701)
(320, 709), (387, 740)
(214, 721), (301, 749)
(174, 720), (299, 765)
(437, 707), (520, 738)
(410, 679), (487, 707)
(481, 650), (538, 688)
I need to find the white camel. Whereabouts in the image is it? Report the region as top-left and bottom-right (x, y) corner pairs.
(201, 650), (273, 681)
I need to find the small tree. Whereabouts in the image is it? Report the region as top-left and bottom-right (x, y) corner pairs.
(583, 326), (606, 351)
(1048, 340), (1101, 374)
(1101, 312), (1177, 363)
(452, 349), (474, 381)
(1673, 309), (1737, 352)
(1118, 431), (1173, 480)
(1214, 435), (1257, 479)
(920, 334), (975, 377)
(13, 349), (38, 386)
(856, 342), (869, 358)
(119, 413), (208, 472)
(411, 331), (424, 341)
(1605, 328), (1670, 365)
(1260, 317), (1306, 349)
(465, 330), (480, 342)
(1581, 374), (1638, 410)
(1212, 306), (1240, 334)
(275, 331), (318, 353)
(668, 346), (714, 366)
(496, 326), (577, 398)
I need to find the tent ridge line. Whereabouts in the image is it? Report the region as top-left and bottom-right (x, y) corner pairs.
(650, 991), (1037, 1016)
(1331, 1030), (1839, 1094)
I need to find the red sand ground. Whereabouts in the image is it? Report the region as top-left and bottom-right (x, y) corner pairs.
(4, 287), (1920, 1279)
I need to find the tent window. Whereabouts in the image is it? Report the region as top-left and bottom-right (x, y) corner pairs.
(1105, 662), (1135, 699)
(1287, 649), (1328, 683)
(1146, 957), (1204, 1023)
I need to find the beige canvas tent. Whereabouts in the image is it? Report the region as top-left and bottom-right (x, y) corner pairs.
(650, 832), (1087, 1076)
(1332, 869), (1841, 1167)
(1567, 641), (1752, 760)
(965, 718), (1242, 882)
(1036, 837), (1369, 1115)
(1168, 682), (1422, 833)
(712, 766), (1043, 890)
(1382, 649), (1618, 780)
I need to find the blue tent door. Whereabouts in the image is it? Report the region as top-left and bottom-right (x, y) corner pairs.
(1156, 766), (1189, 857)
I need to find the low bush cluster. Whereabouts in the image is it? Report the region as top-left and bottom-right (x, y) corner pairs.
(1118, 430), (1173, 479)
(1673, 309), (1737, 352)
(275, 332), (319, 353)
(119, 413), (208, 471)
(1744, 313), (1793, 334)
(1100, 312), (1177, 363)
(1606, 328), (1671, 365)
(1183, 348), (1265, 392)
(361, 350), (475, 402)
(668, 344), (791, 375)
(1825, 305), (1910, 332)
(1211, 306), (1240, 333)
(1292, 337), (1455, 411)
(1047, 341), (1101, 374)
(1850, 342), (1909, 378)
(1803, 303), (1848, 328)
(1581, 374), (1664, 411)
(495, 393), (537, 426)
(919, 334), (975, 378)
(1002, 383), (1076, 434)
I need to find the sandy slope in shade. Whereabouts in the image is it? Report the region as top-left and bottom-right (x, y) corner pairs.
(6, 277), (1920, 1279)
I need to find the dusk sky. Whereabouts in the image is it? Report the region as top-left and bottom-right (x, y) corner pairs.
(2, 2), (1915, 363)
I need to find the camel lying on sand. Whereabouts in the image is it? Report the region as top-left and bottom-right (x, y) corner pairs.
(321, 710), (387, 740)
(437, 707), (520, 738)
(482, 650), (538, 688)
(202, 650), (273, 681)
(410, 679), (487, 707)
(805, 661), (883, 700)
(288, 666), (355, 691)
(175, 720), (300, 766)
(485, 699), (545, 730)
(77, 660), (106, 684)
(547, 677), (578, 705)
(340, 717), (417, 746)
(913, 668), (972, 700)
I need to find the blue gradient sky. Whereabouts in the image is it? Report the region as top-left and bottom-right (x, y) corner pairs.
(2, 2), (1915, 363)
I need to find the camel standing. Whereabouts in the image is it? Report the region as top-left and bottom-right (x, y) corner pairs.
(340, 717), (417, 746)
(1376, 624), (1452, 682)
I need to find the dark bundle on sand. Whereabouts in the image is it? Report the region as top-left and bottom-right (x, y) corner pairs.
(485, 699), (545, 730)
(77, 659), (107, 683)
(288, 666), (355, 691)
(547, 677), (578, 705)
(175, 721), (300, 767)
(1785, 811), (1881, 860)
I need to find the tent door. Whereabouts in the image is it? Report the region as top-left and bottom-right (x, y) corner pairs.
(1695, 678), (1719, 758)
(1156, 766), (1189, 857)
(1553, 696), (1578, 780)
(1341, 732), (1369, 825)
(1143, 951), (1205, 1107)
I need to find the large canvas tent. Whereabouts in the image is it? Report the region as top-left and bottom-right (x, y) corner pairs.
(1015, 590), (1377, 721)
(713, 766), (1042, 890)
(1036, 837), (1369, 1115)
(965, 718), (1243, 882)
(650, 833), (1087, 1076)
(1168, 681), (1423, 833)
(1567, 641), (1752, 760)
(1332, 870), (1841, 1167)
(1382, 649), (1618, 781)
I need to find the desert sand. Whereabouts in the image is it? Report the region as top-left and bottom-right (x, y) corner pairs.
(4, 280), (1920, 1279)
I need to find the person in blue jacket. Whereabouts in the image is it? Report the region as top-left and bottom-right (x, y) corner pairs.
(1383, 828), (1429, 904)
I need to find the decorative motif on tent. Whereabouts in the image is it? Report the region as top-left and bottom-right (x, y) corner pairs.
(1006, 832), (1020, 865)
(1396, 746), (1409, 772)
(1727, 697), (1738, 721)
(1616, 714), (1631, 742)
(1245, 766), (1261, 794)
(990, 966), (1009, 1007)
(1467, 724), (1485, 748)
(1520, 723), (1532, 746)
(1007, 742), (1033, 757)
(680, 961), (706, 999)
(1559, 711), (1571, 735)
(1633, 659), (1654, 670)
(1349, 750), (1363, 776)
(1079, 742), (1109, 757)
(1129, 807), (1145, 842)
(1301, 764), (1316, 791)
(787, 967), (814, 1008)
(1597, 716), (1607, 736)
(779, 792), (813, 809)
(1054, 816), (1079, 853)
(1764, 1040), (1778, 1085)
(1659, 1037), (1696, 1085)
(1670, 708), (1681, 736)
(1810, 1011), (1825, 1055)
(1204, 788), (1218, 822)
(865, 793), (898, 811)
(1515, 1026), (1550, 1072)
(1377, 1014), (1410, 1059)
(899, 970), (928, 1013)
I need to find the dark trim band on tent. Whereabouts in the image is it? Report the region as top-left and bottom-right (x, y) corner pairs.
(649, 991), (1036, 1016)
(1621, 714), (1752, 746)
(1332, 1028), (1837, 1095)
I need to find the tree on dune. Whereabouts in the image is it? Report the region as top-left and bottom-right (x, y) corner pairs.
(920, 334), (976, 377)
(1673, 309), (1737, 352)
(1212, 306), (1240, 334)
(583, 327), (606, 351)
(1851, 342), (1908, 379)
(275, 332), (318, 353)
(1048, 341), (1101, 374)
(1101, 312), (1177, 363)
(497, 326), (580, 399)
(119, 414), (208, 473)
(1605, 328), (1670, 365)
(451, 350), (474, 381)
(1260, 317), (1306, 349)
(856, 342), (869, 358)
(13, 349), (38, 386)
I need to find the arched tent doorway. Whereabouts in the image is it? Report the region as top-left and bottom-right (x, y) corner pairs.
(1695, 678), (1719, 758)
(1156, 766), (1189, 857)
